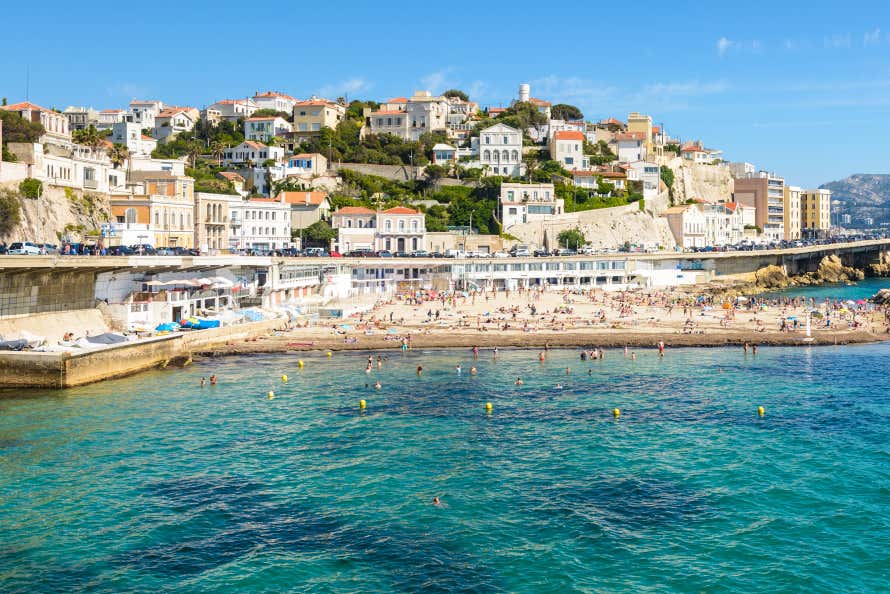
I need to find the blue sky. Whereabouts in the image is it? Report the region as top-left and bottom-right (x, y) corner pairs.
(2, 0), (888, 187)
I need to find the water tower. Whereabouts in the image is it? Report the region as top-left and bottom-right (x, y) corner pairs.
(518, 83), (530, 103)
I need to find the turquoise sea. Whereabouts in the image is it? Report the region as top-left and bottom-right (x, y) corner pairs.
(1, 344), (889, 592)
(760, 277), (890, 302)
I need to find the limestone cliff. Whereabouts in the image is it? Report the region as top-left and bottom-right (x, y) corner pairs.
(661, 157), (734, 204)
(0, 183), (111, 244)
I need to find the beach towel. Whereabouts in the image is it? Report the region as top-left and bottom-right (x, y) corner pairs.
(0, 339), (28, 351)
(86, 333), (128, 345)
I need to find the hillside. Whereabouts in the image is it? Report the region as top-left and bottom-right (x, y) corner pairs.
(819, 174), (890, 227)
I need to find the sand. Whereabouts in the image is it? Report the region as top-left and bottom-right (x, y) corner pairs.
(196, 288), (888, 357)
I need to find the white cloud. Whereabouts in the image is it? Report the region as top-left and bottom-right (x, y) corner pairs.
(641, 80), (729, 97)
(823, 33), (852, 49)
(316, 77), (370, 99)
(419, 67), (457, 93)
(467, 80), (487, 102)
(717, 37), (761, 56)
(864, 28), (881, 46)
(717, 37), (733, 56)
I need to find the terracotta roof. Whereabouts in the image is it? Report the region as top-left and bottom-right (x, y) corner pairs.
(218, 172), (245, 182)
(245, 116), (280, 121)
(294, 99), (338, 107)
(141, 134), (155, 141)
(553, 130), (585, 141)
(599, 118), (624, 126)
(387, 97), (408, 103)
(615, 132), (645, 141)
(279, 191), (328, 206)
(254, 91), (297, 101)
(1, 101), (52, 113)
(571, 170), (596, 177)
(680, 144), (705, 153)
(488, 107), (507, 114)
(248, 197), (281, 203)
(529, 97), (551, 107)
(241, 141), (268, 149)
(100, 109), (124, 114)
(664, 205), (694, 214)
(334, 206), (375, 215)
(383, 206), (419, 215)
(598, 172), (626, 179)
(214, 99), (253, 106)
(652, 125), (660, 133)
(370, 110), (406, 116)
(290, 153), (321, 159)
(157, 108), (193, 118)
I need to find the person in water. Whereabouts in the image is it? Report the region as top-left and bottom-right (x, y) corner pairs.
(493, 347), (499, 359)
(432, 496), (441, 506)
(200, 377), (206, 388)
(470, 366), (477, 375)
(456, 364), (462, 373)
(209, 375), (217, 385)
(515, 377), (524, 386)
(374, 380), (381, 389)
(417, 365), (423, 376)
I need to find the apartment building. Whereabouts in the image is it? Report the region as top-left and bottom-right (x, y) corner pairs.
(499, 182), (563, 229)
(292, 98), (345, 135)
(801, 188), (832, 237)
(733, 172), (785, 242)
(783, 185), (802, 241)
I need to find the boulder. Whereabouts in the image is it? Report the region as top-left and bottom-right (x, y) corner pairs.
(873, 288), (890, 305)
(815, 255), (864, 283)
(754, 265), (789, 289)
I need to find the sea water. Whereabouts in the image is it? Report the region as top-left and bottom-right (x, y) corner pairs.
(0, 345), (888, 592)
(760, 277), (890, 302)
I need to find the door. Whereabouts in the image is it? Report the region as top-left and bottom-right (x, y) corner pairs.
(397, 237), (405, 252)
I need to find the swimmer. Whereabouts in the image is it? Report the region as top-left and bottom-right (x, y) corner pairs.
(565, 367), (571, 375)
(432, 496), (441, 506)
(515, 377), (524, 386)
(752, 344), (758, 355)
(657, 340), (665, 357)
(493, 347), (499, 359)
(377, 355), (383, 369)
(624, 345), (628, 357)
(417, 365), (423, 376)
(456, 364), (462, 373)
(365, 363), (372, 373)
(209, 374), (217, 385)
(470, 366), (477, 375)
(374, 380), (381, 389)
(556, 383), (563, 389)
(538, 351), (546, 362)
(472, 345), (479, 359)
(631, 352), (636, 361)
(200, 377), (206, 388)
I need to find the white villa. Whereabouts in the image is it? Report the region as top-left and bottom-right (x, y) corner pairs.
(477, 123), (523, 177)
(332, 206), (426, 253)
(499, 182), (563, 229)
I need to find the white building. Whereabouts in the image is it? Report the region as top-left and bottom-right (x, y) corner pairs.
(477, 123), (523, 177)
(663, 204), (706, 249)
(63, 106), (99, 131)
(405, 91), (449, 141)
(615, 132), (646, 162)
(207, 98), (258, 121)
(4, 141), (124, 194)
(153, 107), (198, 142)
(244, 116), (293, 143)
(97, 109), (125, 129)
(366, 107), (409, 138)
(332, 206), (426, 253)
(221, 141), (284, 167)
(432, 143), (456, 165)
(283, 153), (327, 177)
(499, 182), (563, 229)
(229, 195), (292, 251)
(627, 161), (661, 200)
(700, 202), (744, 246)
(680, 141), (723, 164)
(112, 120), (158, 157)
(1, 101), (70, 145)
(728, 162), (756, 179)
(549, 130), (588, 170)
(128, 100), (164, 129)
(253, 91), (298, 114)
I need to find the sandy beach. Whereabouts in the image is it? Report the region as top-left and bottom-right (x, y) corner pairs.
(196, 287), (889, 357)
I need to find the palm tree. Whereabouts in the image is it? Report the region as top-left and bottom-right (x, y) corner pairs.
(108, 143), (130, 169)
(209, 140), (225, 166)
(73, 124), (103, 153)
(185, 140), (202, 168)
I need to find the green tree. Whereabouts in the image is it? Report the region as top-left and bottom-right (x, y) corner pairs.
(423, 164), (446, 187)
(0, 190), (22, 233)
(251, 108), (291, 120)
(0, 110), (45, 143)
(660, 165), (674, 189)
(209, 140), (226, 166)
(300, 220), (337, 247)
(108, 143), (130, 169)
(19, 178), (43, 199)
(443, 89), (469, 101)
(423, 203), (449, 231)
(551, 104), (583, 121)
(557, 227), (586, 249)
(72, 124), (102, 150)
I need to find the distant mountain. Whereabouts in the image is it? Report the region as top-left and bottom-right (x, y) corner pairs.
(820, 174), (890, 227)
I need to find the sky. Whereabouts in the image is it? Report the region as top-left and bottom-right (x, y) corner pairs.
(1, 0), (889, 187)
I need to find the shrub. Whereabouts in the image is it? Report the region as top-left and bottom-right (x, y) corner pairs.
(0, 190), (22, 233)
(19, 178), (43, 199)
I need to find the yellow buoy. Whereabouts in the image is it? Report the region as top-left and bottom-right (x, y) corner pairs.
(298, 360), (304, 368)
(326, 351), (333, 357)
(359, 399), (367, 409)
(485, 402), (493, 413)
(612, 408), (620, 418)
(281, 374), (288, 382)
(758, 406), (765, 417)
(267, 391), (275, 400)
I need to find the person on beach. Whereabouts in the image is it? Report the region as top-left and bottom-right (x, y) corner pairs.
(744, 342), (749, 354)
(377, 355), (383, 369)
(493, 347), (499, 359)
(752, 344), (758, 355)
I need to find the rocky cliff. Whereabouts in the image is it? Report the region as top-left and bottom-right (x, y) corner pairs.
(0, 182), (112, 244)
(820, 173), (890, 226)
(662, 157), (734, 204)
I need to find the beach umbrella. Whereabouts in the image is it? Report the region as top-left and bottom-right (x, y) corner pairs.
(856, 299), (867, 305)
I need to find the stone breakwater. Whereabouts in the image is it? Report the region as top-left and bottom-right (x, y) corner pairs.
(707, 255), (868, 299)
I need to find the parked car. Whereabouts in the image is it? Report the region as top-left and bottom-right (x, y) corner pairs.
(511, 248), (531, 257)
(533, 249), (548, 257)
(492, 251), (509, 258)
(410, 250), (429, 258)
(7, 241), (41, 255)
(107, 245), (135, 256)
(376, 250), (394, 258)
(131, 244), (157, 256)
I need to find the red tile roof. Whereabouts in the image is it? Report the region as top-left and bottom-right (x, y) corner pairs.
(387, 97), (408, 103)
(1, 101), (51, 113)
(141, 134), (155, 141)
(279, 191), (328, 206)
(370, 110), (406, 116)
(615, 132), (645, 141)
(100, 109), (124, 114)
(553, 130), (585, 141)
(383, 207), (419, 215)
(245, 116), (280, 121)
(254, 91), (297, 101)
(680, 144), (705, 153)
(529, 97), (551, 107)
(290, 153), (321, 159)
(334, 206), (375, 215)
(599, 118), (624, 126)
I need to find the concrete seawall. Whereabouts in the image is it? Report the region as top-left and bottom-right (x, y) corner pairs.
(0, 317), (287, 389)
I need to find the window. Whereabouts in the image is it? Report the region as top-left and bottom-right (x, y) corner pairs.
(511, 150), (519, 161)
(385, 220), (392, 231)
(376, 118), (383, 126)
(484, 136), (491, 144)
(483, 150), (491, 161)
(411, 220), (418, 231)
(398, 220), (405, 231)
(125, 208), (137, 224)
(347, 220), (352, 228)
(503, 135), (509, 144)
